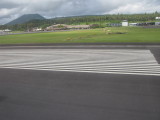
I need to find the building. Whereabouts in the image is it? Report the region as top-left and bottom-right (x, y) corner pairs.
(122, 20), (129, 26)
(32, 27), (43, 32)
(4, 29), (12, 32)
(129, 23), (138, 26)
(46, 24), (90, 31)
(137, 22), (155, 26)
(155, 17), (160, 26)
(107, 20), (129, 27)
(107, 23), (122, 27)
(0, 29), (12, 35)
(0, 30), (4, 35)
(155, 22), (160, 26)
(67, 25), (90, 29)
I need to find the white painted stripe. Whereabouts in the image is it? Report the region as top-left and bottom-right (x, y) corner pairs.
(0, 64), (160, 70)
(0, 49), (160, 76)
(1, 65), (160, 73)
(0, 59), (157, 66)
(1, 66), (160, 76)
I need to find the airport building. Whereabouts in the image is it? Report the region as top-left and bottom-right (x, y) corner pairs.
(122, 20), (129, 26)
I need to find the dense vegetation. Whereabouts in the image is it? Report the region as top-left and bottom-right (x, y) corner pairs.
(0, 12), (160, 31)
(6, 14), (45, 25)
(0, 27), (160, 44)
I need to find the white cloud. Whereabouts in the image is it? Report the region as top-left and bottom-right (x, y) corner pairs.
(0, 0), (160, 24)
(107, 1), (160, 14)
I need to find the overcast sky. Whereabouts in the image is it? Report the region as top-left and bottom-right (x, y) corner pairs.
(0, 0), (160, 24)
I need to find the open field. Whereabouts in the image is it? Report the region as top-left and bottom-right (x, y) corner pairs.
(0, 27), (160, 44)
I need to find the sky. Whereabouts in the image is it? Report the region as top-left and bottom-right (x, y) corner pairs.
(0, 0), (160, 24)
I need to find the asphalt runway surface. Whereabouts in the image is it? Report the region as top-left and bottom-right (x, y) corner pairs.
(0, 45), (160, 120)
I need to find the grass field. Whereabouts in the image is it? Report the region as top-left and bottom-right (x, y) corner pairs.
(0, 27), (160, 44)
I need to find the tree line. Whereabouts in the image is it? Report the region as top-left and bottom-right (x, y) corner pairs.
(0, 12), (160, 31)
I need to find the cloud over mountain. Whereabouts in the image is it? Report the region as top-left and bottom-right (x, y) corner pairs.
(0, 0), (160, 24)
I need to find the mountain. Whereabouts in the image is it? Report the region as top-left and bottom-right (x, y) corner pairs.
(6, 14), (46, 25)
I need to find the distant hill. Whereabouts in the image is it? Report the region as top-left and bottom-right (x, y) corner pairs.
(6, 14), (46, 25)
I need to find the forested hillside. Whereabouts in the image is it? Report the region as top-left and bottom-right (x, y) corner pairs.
(6, 14), (45, 25)
(0, 12), (160, 31)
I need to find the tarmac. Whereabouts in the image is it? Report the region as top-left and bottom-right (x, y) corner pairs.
(0, 44), (160, 120)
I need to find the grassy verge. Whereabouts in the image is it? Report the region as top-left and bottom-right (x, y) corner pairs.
(0, 27), (160, 44)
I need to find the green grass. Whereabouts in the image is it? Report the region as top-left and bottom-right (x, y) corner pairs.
(0, 27), (160, 44)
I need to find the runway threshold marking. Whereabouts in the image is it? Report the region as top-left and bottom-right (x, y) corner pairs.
(0, 49), (160, 76)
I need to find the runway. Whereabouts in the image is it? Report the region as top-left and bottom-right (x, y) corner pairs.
(0, 49), (160, 76)
(0, 47), (160, 120)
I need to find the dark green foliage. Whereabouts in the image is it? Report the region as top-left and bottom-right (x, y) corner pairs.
(1, 12), (160, 31)
(6, 14), (45, 25)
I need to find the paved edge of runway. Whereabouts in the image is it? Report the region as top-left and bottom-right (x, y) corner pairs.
(149, 48), (160, 64)
(0, 43), (160, 50)
(0, 43), (160, 47)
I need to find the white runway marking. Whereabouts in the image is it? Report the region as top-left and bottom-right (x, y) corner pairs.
(0, 49), (160, 76)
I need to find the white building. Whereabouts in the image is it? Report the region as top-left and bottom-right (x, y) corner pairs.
(155, 17), (160, 26)
(155, 22), (160, 26)
(32, 27), (43, 32)
(0, 30), (4, 35)
(129, 23), (137, 26)
(4, 29), (12, 32)
(122, 20), (129, 26)
(156, 17), (160, 20)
